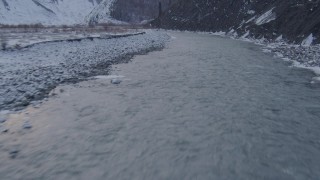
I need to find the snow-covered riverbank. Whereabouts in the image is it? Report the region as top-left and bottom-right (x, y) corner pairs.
(1, 31), (320, 180)
(0, 30), (145, 50)
(202, 31), (320, 79)
(0, 30), (169, 111)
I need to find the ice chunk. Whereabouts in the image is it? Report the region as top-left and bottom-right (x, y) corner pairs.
(22, 121), (32, 129)
(111, 79), (122, 84)
(210, 31), (226, 36)
(301, 34), (314, 47)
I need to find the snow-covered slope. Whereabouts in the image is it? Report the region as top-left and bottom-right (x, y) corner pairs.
(85, 0), (125, 25)
(0, 0), (115, 25)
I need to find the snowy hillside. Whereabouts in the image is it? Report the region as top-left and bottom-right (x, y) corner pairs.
(85, 0), (125, 25)
(0, 0), (116, 25)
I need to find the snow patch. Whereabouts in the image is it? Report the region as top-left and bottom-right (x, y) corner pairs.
(255, 8), (276, 25)
(245, 16), (256, 23)
(301, 34), (314, 47)
(247, 10), (255, 15)
(241, 31), (250, 39)
(275, 35), (283, 42)
(210, 31), (226, 36)
(292, 61), (320, 76)
(262, 48), (272, 53)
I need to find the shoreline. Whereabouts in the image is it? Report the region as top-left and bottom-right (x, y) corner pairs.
(2, 29), (319, 113)
(1, 32), (146, 51)
(164, 29), (320, 80)
(0, 30), (169, 111)
(215, 31), (320, 79)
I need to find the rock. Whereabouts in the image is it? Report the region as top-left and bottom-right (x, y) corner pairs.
(22, 121), (32, 129)
(111, 79), (122, 84)
(1, 126), (9, 133)
(9, 149), (19, 159)
(311, 77), (320, 83)
(0, 116), (6, 123)
(49, 92), (57, 96)
(0, 31), (168, 111)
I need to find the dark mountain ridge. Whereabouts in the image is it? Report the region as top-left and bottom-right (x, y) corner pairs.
(152, 0), (320, 44)
(111, 0), (178, 23)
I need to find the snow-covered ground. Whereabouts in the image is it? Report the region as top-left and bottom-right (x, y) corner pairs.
(0, 28), (144, 50)
(0, 30), (169, 110)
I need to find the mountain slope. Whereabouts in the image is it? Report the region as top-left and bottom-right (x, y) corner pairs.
(85, 0), (124, 25)
(153, 0), (320, 44)
(0, 0), (110, 25)
(111, 0), (177, 23)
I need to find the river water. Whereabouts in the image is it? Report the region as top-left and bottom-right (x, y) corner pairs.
(1, 31), (320, 180)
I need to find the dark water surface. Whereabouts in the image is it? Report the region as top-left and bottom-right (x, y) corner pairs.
(1, 32), (320, 180)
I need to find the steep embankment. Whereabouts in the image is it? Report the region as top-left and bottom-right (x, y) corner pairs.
(153, 0), (320, 44)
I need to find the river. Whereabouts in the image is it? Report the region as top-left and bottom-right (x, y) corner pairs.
(1, 31), (320, 180)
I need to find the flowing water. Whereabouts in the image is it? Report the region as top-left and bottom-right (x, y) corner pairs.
(1, 31), (320, 180)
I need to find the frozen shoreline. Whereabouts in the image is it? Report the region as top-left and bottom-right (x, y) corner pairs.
(0, 30), (169, 111)
(0, 30), (145, 50)
(210, 31), (320, 78)
(166, 29), (320, 79)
